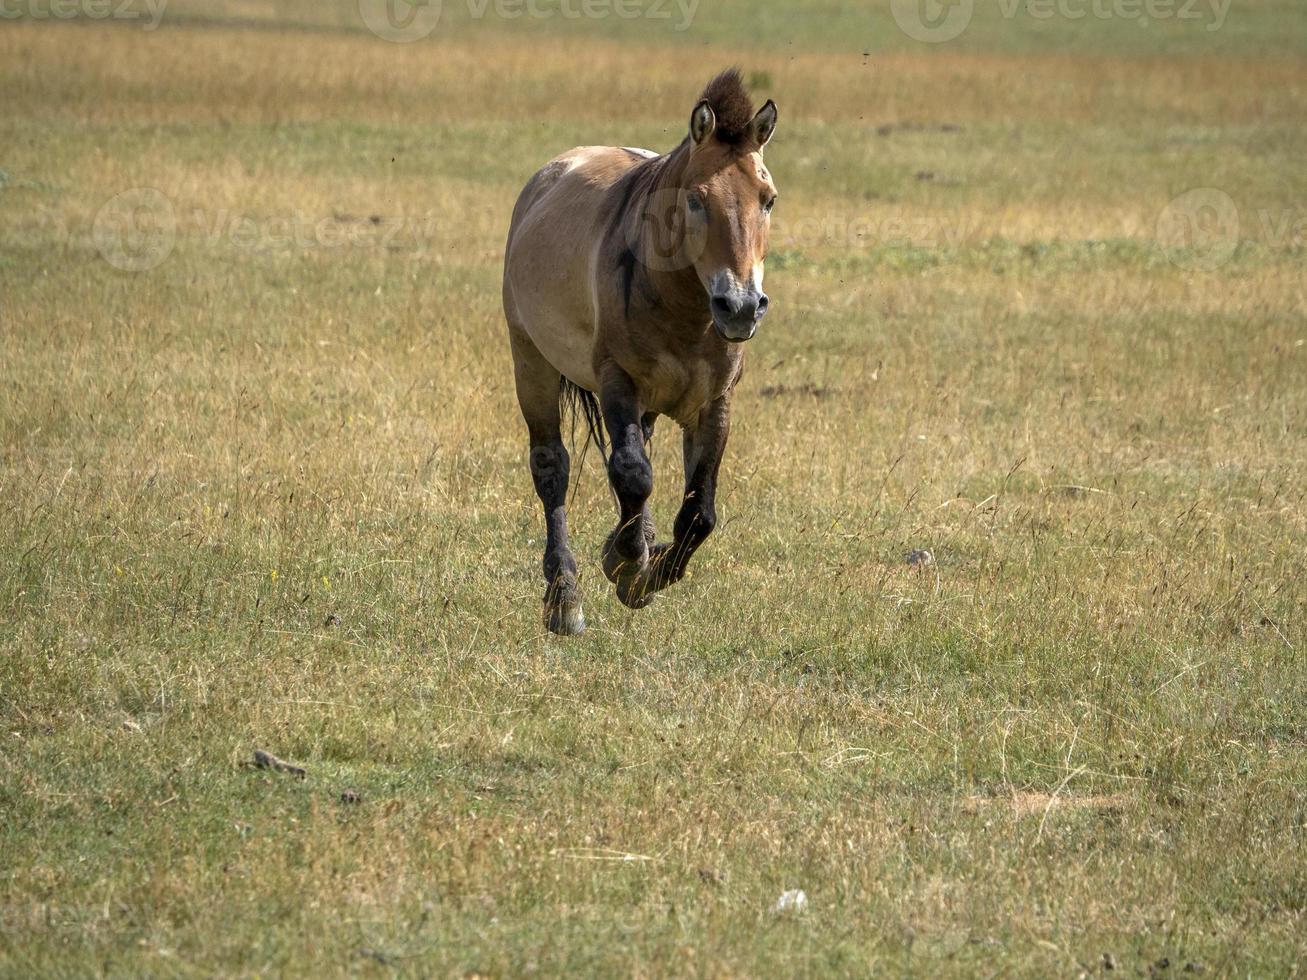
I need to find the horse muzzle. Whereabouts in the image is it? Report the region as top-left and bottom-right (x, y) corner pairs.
(709, 288), (768, 343)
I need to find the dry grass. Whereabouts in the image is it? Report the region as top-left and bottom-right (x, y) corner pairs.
(2, 6), (1305, 976)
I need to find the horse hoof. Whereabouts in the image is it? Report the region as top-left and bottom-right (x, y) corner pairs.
(602, 540), (648, 585)
(545, 601), (585, 636)
(615, 579), (655, 610)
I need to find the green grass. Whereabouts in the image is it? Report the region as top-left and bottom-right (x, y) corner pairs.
(2, 6), (1306, 976)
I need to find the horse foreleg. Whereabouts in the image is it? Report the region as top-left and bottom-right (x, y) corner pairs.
(598, 365), (656, 608)
(638, 394), (730, 599)
(638, 412), (658, 547)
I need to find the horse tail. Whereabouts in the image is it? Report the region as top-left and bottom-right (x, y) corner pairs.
(560, 378), (608, 497)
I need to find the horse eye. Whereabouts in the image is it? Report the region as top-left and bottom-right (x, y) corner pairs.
(763, 196), (777, 213)
(686, 195), (704, 214)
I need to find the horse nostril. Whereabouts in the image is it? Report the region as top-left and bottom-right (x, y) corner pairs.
(755, 294), (769, 318)
(711, 295), (735, 319)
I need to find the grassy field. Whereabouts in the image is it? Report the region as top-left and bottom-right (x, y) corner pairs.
(2, 3), (1306, 976)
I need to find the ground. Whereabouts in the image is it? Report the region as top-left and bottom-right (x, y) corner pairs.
(1, 1), (1305, 975)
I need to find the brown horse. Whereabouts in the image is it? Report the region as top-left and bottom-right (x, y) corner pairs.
(503, 69), (779, 635)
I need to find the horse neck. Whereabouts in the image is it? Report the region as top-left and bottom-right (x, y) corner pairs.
(633, 141), (709, 323)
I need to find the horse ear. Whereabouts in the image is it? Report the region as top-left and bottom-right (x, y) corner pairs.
(690, 100), (716, 144)
(751, 100), (778, 149)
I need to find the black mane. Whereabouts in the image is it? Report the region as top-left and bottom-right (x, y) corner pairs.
(699, 68), (755, 144)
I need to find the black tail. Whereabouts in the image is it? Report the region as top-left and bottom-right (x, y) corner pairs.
(560, 378), (608, 498)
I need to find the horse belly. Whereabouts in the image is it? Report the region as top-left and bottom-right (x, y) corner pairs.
(504, 225), (599, 389)
(516, 299), (598, 391)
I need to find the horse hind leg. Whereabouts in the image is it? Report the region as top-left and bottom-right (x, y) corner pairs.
(509, 327), (584, 635)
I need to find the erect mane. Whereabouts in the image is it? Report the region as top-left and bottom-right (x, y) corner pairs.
(699, 68), (755, 144)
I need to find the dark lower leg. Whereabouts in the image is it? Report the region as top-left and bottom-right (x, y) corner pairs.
(530, 435), (583, 634)
(636, 396), (730, 596)
(638, 413), (658, 546)
(530, 438), (573, 580)
(510, 321), (583, 635)
(599, 367), (655, 604)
